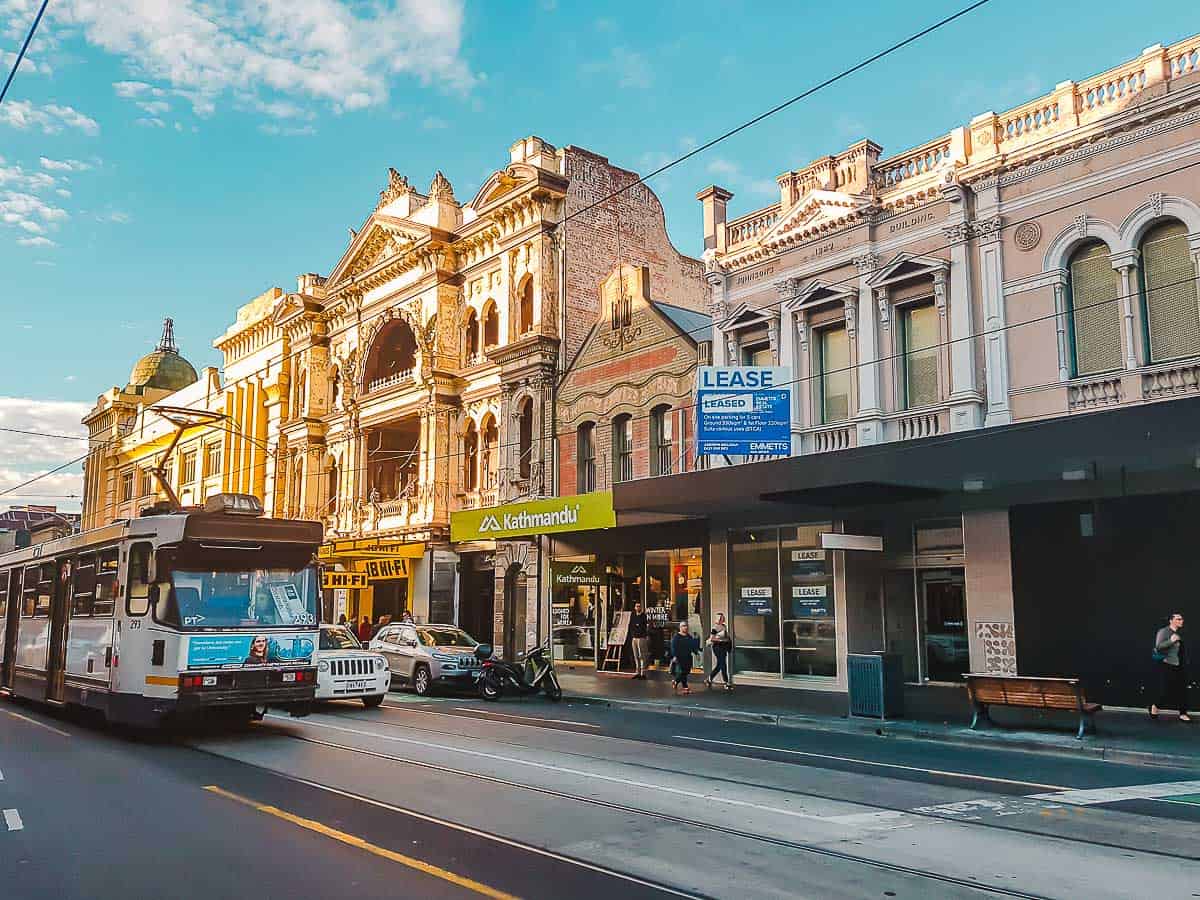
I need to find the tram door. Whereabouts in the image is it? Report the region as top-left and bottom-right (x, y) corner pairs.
(45, 558), (70, 702)
(1, 569), (20, 689)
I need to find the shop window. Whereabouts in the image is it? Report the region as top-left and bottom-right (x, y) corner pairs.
(466, 309), (480, 360)
(1140, 220), (1200, 363)
(517, 398), (533, 480)
(649, 406), (673, 476)
(816, 324), (851, 423)
(181, 450), (197, 485)
(203, 443), (222, 479)
(551, 555), (598, 662)
(1067, 241), (1121, 377)
(576, 422), (596, 493)
(728, 524), (835, 679)
(120, 470), (134, 502)
(482, 301), (499, 348)
(900, 303), (939, 409)
(612, 414), (633, 483)
(463, 420), (479, 492)
(518, 277), (534, 335)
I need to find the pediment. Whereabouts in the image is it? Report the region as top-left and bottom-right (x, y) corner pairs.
(781, 278), (857, 313)
(866, 252), (949, 288)
(723, 302), (777, 331)
(761, 189), (872, 249)
(327, 216), (427, 287)
(468, 163), (541, 212)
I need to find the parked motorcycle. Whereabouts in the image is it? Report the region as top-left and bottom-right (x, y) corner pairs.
(475, 641), (562, 702)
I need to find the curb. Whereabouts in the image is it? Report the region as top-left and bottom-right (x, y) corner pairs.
(562, 692), (1200, 771)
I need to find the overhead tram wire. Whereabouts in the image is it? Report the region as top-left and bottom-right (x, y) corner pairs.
(14, 267), (1200, 497)
(0, 0), (49, 106)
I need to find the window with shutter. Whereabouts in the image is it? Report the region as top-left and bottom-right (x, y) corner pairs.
(816, 324), (851, 423)
(901, 303), (939, 409)
(1141, 221), (1200, 363)
(1068, 242), (1121, 376)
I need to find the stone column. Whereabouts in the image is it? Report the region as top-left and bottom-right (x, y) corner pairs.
(1051, 279), (1070, 382)
(853, 254), (883, 445)
(973, 216), (1012, 426)
(1111, 251), (1141, 370)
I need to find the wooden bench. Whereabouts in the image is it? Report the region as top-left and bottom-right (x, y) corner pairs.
(965, 674), (1102, 739)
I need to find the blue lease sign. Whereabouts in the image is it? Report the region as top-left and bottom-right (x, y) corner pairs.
(696, 366), (792, 456)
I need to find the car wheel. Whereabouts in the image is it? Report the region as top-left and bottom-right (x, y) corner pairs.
(362, 694), (384, 709)
(412, 664), (433, 697)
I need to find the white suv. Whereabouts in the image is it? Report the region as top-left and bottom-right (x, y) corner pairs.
(370, 623), (481, 696)
(315, 624), (390, 707)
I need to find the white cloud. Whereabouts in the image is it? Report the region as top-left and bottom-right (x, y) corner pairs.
(1, 190), (69, 247)
(64, 375), (77, 382)
(17, 235), (56, 247)
(581, 46), (652, 90)
(55, 188), (71, 198)
(136, 99), (171, 116)
(0, 397), (91, 510)
(1, 48), (48, 75)
(39, 156), (92, 172)
(258, 122), (316, 137)
(0, 159), (57, 192)
(421, 115), (448, 130)
(135, 116), (166, 128)
(706, 157), (778, 199)
(96, 210), (131, 224)
(56, 0), (476, 120)
(0, 99), (100, 135)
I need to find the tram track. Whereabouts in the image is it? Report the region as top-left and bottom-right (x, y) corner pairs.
(227, 715), (1072, 898)
(291, 703), (1200, 864)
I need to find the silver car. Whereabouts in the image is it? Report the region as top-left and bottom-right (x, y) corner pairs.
(369, 623), (482, 696)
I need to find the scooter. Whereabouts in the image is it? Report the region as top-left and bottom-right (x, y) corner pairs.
(475, 641), (562, 702)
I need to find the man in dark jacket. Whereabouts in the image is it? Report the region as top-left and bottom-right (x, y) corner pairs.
(1151, 613), (1190, 722)
(630, 603), (649, 679)
(669, 623), (700, 694)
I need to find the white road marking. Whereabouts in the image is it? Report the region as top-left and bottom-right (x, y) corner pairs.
(3, 809), (23, 831)
(2, 708), (70, 738)
(1027, 780), (1200, 806)
(272, 715), (829, 822)
(447, 707), (602, 729)
(0, 768), (4, 781)
(377, 703), (602, 731)
(673, 735), (1072, 791)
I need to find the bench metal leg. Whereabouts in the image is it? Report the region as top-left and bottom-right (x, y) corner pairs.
(1076, 712), (1096, 739)
(970, 703), (989, 730)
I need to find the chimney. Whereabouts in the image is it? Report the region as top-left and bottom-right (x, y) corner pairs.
(696, 185), (733, 253)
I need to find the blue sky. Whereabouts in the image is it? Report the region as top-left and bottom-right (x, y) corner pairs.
(1, 0), (1196, 506)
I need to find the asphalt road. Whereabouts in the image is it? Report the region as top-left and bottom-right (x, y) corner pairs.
(2, 689), (1200, 900)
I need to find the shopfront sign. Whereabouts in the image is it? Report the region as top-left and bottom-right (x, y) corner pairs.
(820, 533), (883, 552)
(551, 561), (601, 588)
(357, 557), (410, 581)
(696, 366), (791, 456)
(791, 584), (829, 616)
(451, 491), (616, 542)
(737, 585), (774, 616)
(318, 537), (426, 560)
(321, 571), (368, 590)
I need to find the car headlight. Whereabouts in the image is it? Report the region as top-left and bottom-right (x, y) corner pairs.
(375, 656), (387, 671)
(318, 660), (330, 672)
(432, 651), (457, 662)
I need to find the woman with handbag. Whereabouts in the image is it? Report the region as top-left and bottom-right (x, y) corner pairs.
(706, 613), (733, 690)
(1150, 613), (1190, 722)
(669, 622), (700, 694)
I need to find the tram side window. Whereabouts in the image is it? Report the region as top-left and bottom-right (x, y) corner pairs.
(26, 563), (54, 617)
(127, 542), (152, 616)
(0, 569), (8, 619)
(94, 549), (118, 617)
(22, 567), (37, 617)
(72, 553), (97, 617)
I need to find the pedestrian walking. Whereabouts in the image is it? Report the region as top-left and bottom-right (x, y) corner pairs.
(337, 613), (348, 627)
(630, 602), (650, 679)
(669, 622), (700, 694)
(1150, 612), (1191, 722)
(706, 613), (733, 690)
(356, 616), (373, 644)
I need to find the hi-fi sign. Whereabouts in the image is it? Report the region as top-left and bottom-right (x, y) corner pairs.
(321, 571), (368, 590)
(362, 558), (409, 581)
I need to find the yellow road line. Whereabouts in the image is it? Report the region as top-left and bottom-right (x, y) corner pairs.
(2, 708), (70, 737)
(203, 785), (519, 900)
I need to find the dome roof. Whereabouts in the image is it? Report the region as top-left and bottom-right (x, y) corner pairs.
(128, 319), (198, 392)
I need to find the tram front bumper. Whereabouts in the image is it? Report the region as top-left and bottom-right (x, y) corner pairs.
(176, 667), (317, 713)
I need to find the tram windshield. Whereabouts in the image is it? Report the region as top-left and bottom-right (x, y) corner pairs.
(162, 566), (319, 630)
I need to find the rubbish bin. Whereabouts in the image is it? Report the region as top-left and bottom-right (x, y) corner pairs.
(847, 652), (904, 719)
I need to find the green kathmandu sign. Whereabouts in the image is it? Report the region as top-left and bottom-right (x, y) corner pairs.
(451, 491), (616, 542)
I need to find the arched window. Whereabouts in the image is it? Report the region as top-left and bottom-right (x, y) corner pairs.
(576, 422), (596, 492)
(482, 301), (499, 348)
(1067, 242), (1121, 377)
(612, 414), (633, 483)
(649, 405), (673, 476)
(518, 398), (533, 480)
(363, 319), (417, 390)
(463, 419), (479, 492)
(481, 414), (498, 489)
(466, 309), (480, 362)
(326, 459), (340, 514)
(518, 277), (534, 335)
(1140, 220), (1200, 362)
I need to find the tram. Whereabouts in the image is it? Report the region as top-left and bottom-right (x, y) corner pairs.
(0, 493), (322, 727)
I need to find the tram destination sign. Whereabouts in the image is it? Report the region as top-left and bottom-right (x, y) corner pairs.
(696, 366), (791, 456)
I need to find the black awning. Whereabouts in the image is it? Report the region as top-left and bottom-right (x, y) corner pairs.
(613, 396), (1200, 520)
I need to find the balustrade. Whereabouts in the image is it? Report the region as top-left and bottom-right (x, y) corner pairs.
(366, 368), (415, 393)
(810, 425), (854, 453)
(1168, 37), (1200, 79)
(896, 411), (943, 440)
(875, 137), (952, 187)
(1142, 363), (1200, 400)
(998, 98), (1061, 148)
(726, 206), (780, 247)
(1077, 61), (1148, 124)
(1068, 377), (1123, 410)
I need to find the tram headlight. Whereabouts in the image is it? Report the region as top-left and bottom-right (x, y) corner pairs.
(318, 660), (330, 673)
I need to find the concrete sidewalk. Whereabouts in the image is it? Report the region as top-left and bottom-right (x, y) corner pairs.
(557, 668), (1200, 770)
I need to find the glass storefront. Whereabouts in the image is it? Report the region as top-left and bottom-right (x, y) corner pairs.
(729, 523), (836, 679)
(551, 547), (705, 670)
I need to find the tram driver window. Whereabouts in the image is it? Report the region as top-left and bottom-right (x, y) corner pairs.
(127, 542), (153, 616)
(94, 549), (119, 617)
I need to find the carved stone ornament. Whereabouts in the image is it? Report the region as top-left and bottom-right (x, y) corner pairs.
(775, 277), (801, 301)
(702, 248), (726, 276)
(710, 298), (729, 324)
(844, 298), (857, 339)
(1013, 221), (1042, 252)
(1073, 214), (1088, 239)
(429, 170), (456, 202)
(795, 319), (808, 352)
(875, 288), (890, 329)
(942, 222), (970, 244)
(853, 253), (878, 274)
(1149, 191), (1166, 218)
(933, 273), (948, 318)
(377, 167), (411, 210)
(971, 216), (1004, 244)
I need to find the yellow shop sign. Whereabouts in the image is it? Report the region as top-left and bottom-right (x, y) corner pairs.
(318, 538), (426, 560)
(450, 491), (616, 542)
(321, 571), (369, 590)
